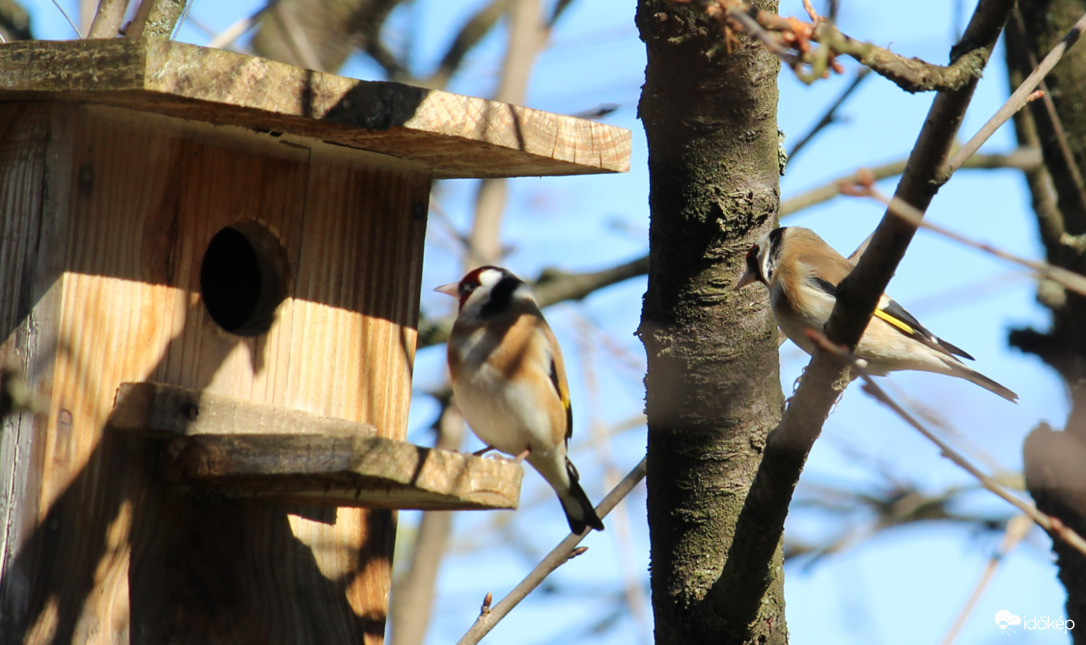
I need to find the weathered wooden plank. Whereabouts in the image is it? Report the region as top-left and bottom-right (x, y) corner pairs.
(169, 434), (524, 511)
(0, 104), (432, 644)
(0, 39), (631, 179)
(0, 103), (55, 636)
(109, 381), (377, 438)
(108, 382), (521, 510)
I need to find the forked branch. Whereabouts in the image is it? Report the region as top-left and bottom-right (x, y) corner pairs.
(678, 0), (1004, 91)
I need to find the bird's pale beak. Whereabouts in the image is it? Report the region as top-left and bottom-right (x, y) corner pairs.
(734, 268), (758, 290)
(435, 282), (459, 297)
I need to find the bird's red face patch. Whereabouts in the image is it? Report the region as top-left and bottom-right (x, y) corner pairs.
(456, 267), (489, 308)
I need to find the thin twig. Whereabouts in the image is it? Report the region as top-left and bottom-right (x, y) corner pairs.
(50, 0), (83, 38)
(1004, 14), (1067, 257)
(707, 0), (1016, 623)
(208, 11), (262, 49)
(574, 319), (652, 641)
(271, 2), (324, 71)
(780, 147), (1042, 217)
(788, 67), (870, 160)
(1007, 9), (1086, 214)
(87, 0), (130, 38)
(390, 401), (465, 645)
(1007, 8), (1086, 233)
(942, 10), (1086, 181)
(465, 0), (549, 266)
(808, 331), (1086, 558)
(939, 514), (1033, 645)
(457, 457), (648, 645)
(126, 0), (187, 40)
(170, 0), (194, 40)
(843, 178), (1086, 297)
(422, 0), (511, 90)
(681, 0), (998, 92)
(724, 5), (800, 67)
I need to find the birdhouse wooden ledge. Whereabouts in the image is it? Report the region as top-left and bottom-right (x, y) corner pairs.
(0, 38), (629, 644)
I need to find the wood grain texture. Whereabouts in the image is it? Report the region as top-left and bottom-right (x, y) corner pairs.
(110, 381), (379, 438)
(0, 103), (441, 644)
(109, 382), (522, 510)
(172, 434), (524, 511)
(0, 39), (631, 179)
(0, 103), (56, 638)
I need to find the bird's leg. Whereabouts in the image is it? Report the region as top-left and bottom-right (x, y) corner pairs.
(473, 446), (496, 457)
(513, 448), (531, 464)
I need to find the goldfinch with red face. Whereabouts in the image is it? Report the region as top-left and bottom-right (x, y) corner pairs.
(736, 227), (1017, 402)
(437, 266), (605, 534)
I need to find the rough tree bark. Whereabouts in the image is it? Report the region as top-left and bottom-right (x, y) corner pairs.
(636, 1), (785, 643)
(1006, 1), (1086, 637)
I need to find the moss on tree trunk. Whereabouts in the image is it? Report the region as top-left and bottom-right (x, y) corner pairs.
(636, 1), (786, 642)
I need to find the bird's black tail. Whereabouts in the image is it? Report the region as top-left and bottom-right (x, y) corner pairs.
(560, 460), (604, 534)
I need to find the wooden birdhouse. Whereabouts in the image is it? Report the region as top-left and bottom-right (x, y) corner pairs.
(0, 39), (629, 643)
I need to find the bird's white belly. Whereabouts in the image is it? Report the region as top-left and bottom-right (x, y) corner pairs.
(453, 364), (555, 456)
(771, 290), (821, 354)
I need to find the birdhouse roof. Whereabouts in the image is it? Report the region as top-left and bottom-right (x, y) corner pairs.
(0, 38), (630, 180)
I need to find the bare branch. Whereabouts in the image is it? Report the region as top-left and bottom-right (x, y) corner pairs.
(574, 321), (652, 640)
(681, 0), (1004, 92)
(706, 0), (1015, 624)
(1004, 18), (1065, 257)
(269, 2), (325, 72)
(939, 515), (1033, 645)
(942, 9), (1086, 182)
(49, 0), (84, 38)
(457, 457), (647, 645)
(208, 10), (263, 49)
(533, 256), (649, 306)
(1008, 8), (1086, 237)
(780, 147), (1042, 217)
(787, 481), (1014, 565)
(88, 0), (130, 38)
(787, 67), (869, 160)
(126, 0), (187, 40)
(465, 0), (548, 266)
(0, 0), (33, 41)
(808, 331), (1086, 559)
(845, 178), (1086, 297)
(391, 402), (466, 645)
(403, 7), (552, 642)
(422, 0), (511, 90)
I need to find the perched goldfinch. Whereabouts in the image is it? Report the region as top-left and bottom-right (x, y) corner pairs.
(736, 227), (1018, 402)
(437, 266), (605, 534)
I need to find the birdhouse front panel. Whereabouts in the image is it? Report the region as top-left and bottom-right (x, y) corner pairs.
(0, 102), (428, 644)
(0, 37), (631, 645)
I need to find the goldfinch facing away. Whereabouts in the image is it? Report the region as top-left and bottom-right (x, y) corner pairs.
(437, 266), (605, 533)
(736, 227), (1018, 403)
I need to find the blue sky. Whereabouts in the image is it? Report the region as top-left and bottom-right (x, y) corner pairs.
(24, 1), (1077, 643)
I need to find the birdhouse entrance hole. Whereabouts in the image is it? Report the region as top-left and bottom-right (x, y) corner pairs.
(199, 220), (290, 336)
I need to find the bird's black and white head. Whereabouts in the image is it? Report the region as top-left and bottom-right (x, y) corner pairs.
(435, 266), (536, 322)
(736, 227), (787, 290)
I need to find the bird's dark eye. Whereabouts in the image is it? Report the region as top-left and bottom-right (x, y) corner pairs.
(461, 282), (477, 295)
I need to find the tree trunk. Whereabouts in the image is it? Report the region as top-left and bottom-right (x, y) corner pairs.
(1006, 1), (1086, 637)
(635, 1), (785, 643)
